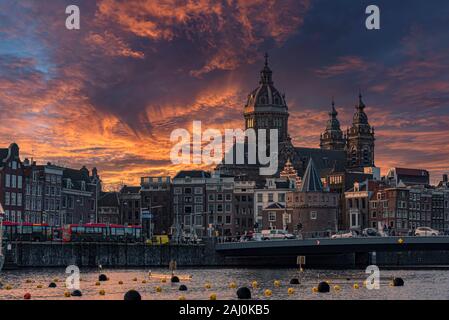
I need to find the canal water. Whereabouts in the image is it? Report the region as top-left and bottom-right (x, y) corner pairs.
(1, 268), (449, 300)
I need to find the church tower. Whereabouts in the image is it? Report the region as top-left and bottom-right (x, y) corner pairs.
(346, 93), (375, 169)
(320, 99), (345, 151)
(244, 53), (289, 142)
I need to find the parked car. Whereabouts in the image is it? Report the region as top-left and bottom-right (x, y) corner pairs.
(239, 232), (264, 242)
(261, 229), (296, 240)
(362, 228), (382, 237)
(415, 227), (439, 237)
(331, 230), (358, 239)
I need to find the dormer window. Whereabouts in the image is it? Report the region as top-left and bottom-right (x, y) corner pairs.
(81, 181), (86, 191)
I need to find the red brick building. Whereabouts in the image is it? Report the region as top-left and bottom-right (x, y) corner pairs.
(285, 159), (338, 238)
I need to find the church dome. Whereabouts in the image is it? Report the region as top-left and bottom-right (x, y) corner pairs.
(244, 54), (288, 114)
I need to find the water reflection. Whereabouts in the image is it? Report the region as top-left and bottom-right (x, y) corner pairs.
(1, 268), (449, 300)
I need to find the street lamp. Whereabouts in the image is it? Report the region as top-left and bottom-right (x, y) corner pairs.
(144, 205), (163, 240)
(122, 201), (128, 226)
(0, 211), (4, 258)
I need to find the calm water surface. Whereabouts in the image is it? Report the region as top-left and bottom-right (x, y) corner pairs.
(1, 268), (449, 300)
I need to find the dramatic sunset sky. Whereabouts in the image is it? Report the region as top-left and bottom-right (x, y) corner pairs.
(0, 0), (448, 188)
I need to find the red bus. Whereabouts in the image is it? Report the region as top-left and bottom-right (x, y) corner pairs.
(62, 223), (143, 243)
(2, 222), (55, 242)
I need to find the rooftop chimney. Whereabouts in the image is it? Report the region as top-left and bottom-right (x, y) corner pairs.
(444, 174), (448, 183)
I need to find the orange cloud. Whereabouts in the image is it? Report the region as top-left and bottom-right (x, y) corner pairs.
(85, 31), (145, 59)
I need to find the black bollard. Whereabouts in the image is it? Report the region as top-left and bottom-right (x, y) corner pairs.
(171, 276), (180, 283)
(48, 282), (57, 288)
(393, 278), (404, 287)
(318, 282), (330, 293)
(179, 285), (188, 291)
(290, 278), (300, 285)
(71, 290), (83, 297)
(236, 287), (251, 300)
(98, 274), (108, 282)
(124, 290), (141, 301)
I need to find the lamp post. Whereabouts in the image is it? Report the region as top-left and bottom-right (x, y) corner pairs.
(76, 198), (82, 224)
(0, 212), (4, 258)
(122, 201), (128, 226)
(144, 205), (163, 240)
(42, 211), (47, 224)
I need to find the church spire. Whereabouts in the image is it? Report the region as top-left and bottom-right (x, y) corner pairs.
(320, 98), (345, 151)
(260, 52), (273, 85)
(353, 92), (368, 125)
(330, 97), (338, 118)
(358, 90), (366, 109)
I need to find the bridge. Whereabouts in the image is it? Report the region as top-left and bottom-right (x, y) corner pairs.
(215, 237), (449, 267)
(216, 237), (449, 256)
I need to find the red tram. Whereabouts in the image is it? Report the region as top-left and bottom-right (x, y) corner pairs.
(62, 223), (143, 243)
(1, 222), (143, 243)
(1, 222), (54, 242)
